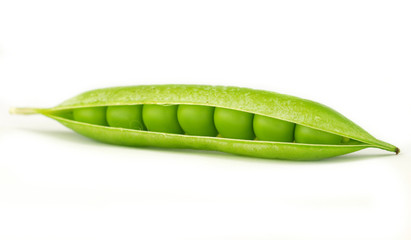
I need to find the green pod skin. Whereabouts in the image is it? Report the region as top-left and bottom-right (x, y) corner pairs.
(214, 107), (255, 140)
(10, 84), (399, 160)
(295, 125), (342, 145)
(253, 115), (295, 142)
(177, 105), (218, 137)
(142, 104), (183, 134)
(106, 105), (145, 130)
(73, 107), (108, 126)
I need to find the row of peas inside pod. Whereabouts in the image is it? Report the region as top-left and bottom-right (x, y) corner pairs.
(68, 104), (350, 145)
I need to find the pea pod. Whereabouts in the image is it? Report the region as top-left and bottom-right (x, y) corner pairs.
(10, 84), (399, 160)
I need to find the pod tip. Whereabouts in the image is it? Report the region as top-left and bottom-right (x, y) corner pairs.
(9, 107), (20, 114)
(395, 147), (400, 155)
(9, 107), (40, 115)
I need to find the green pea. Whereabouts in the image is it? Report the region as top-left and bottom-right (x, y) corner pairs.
(73, 107), (107, 126)
(106, 105), (145, 130)
(12, 84), (399, 160)
(341, 136), (351, 143)
(253, 115), (295, 142)
(294, 125), (342, 144)
(177, 105), (218, 136)
(214, 107), (255, 140)
(142, 104), (183, 134)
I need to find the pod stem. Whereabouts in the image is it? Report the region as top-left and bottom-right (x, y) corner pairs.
(9, 107), (43, 115)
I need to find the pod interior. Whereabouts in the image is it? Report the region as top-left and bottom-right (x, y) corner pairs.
(51, 104), (365, 146)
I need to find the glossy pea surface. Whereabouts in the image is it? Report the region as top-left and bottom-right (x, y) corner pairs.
(294, 125), (342, 144)
(73, 107), (107, 126)
(177, 105), (218, 136)
(214, 107), (255, 140)
(253, 115), (295, 142)
(142, 104), (183, 134)
(106, 105), (145, 130)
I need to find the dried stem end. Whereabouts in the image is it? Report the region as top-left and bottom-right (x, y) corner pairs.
(9, 107), (40, 115)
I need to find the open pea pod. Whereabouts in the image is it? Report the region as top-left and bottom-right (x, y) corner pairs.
(10, 84), (398, 160)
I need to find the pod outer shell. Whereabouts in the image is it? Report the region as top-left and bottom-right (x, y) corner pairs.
(49, 114), (369, 161)
(53, 84), (396, 152)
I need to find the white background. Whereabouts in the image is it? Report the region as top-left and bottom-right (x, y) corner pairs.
(1, 0), (410, 239)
